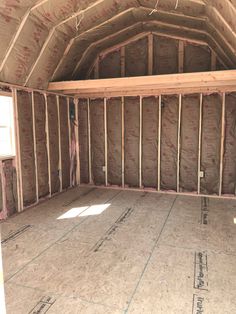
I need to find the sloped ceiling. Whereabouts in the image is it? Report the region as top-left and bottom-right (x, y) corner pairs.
(0, 0), (235, 89)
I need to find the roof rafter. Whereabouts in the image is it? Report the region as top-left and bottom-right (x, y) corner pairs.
(0, 0), (49, 72)
(24, 0), (107, 86)
(21, 0), (209, 86)
(72, 21), (206, 78)
(51, 6), (207, 80)
(0, 0), (236, 88)
(31, 4), (235, 84)
(71, 19), (232, 80)
(51, 7), (136, 81)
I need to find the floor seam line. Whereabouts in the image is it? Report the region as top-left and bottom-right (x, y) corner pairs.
(91, 191), (146, 252)
(124, 195), (178, 313)
(8, 281), (125, 312)
(5, 190), (122, 284)
(4, 217), (89, 283)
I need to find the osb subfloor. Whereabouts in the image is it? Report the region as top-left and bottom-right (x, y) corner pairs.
(1, 187), (236, 314)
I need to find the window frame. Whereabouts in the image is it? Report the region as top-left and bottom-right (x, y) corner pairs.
(0, 92), (15, 158)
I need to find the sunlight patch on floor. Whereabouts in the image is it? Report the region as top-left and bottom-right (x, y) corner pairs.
(57, 204), (111, 220)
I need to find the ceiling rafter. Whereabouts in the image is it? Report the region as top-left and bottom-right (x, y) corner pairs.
(85, 30), (207, 79)
(0, 0), (49, 72)
(72, 20), (208, 79)
(51, 6), (206, 80)
(208, 7), (236, 38)
(206, 23), (236, 60)
(0, 0), (235, 88)
(18, 0), (208, 86)
(30, 4), (235, 85)
(207, 9), (236, 57)
(66, 11), (233, 79)
(81, 25), (230, 81)
(82, 27), (148, 77)
(85, 28), (230, 80)
(51, 7), (136, 81)
(24, 0), (108, 86)
(63, 17), (236, 80)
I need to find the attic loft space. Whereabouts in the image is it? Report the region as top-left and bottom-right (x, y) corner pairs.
(0, 0), (235, 90)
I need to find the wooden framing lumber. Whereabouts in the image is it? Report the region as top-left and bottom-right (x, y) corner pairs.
(80, 183), (236, 201)
(74, 9), (232, 79)
(121, 96), (125, 188)
(74, 98), (81, 186)
(31, 91), (39, 202)
(12, 89), (24, 211)
(69, 6), (209, 79)
(51, 38), (74, 81)
(67, 97), (72, 187)
(56, 95), (63, 192)
(84, 25), (211, 80)
(24, 0), (107, 86)
(197, 94), (203, 194)
(44, 93), (52, 197)
(104, 98), (108, 186)
(84, 27), (208, 80)
(67, 5), (209, 79)
(88, 99), (92, 184)
(219, 93), (226, 196)
(73, 9), (137, 79)
(86, 30), (147, 80)
(157, 96), (161, 191)
(0, 160), (7, 218)
(139, 96), (143, 188)
(0, 0), (49, 72)
(48, 70), (236, 98)
(0, 81), (67, 98)
(0, 91), (12, 97)
(177, 94), (182, 193)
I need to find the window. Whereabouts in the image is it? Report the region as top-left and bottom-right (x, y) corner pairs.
(0, 95), (15, 157)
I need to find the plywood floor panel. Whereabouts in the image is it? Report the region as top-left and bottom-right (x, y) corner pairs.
(1, 187), (235, 313)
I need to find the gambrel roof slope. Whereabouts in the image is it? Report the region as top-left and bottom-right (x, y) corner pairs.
(0, 0), (235, 88)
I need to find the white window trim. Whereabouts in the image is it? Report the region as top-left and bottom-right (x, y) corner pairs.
(0, 94), (15, 158)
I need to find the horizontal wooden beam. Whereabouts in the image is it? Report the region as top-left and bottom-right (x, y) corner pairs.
(60, 86), (236, 98)
(0, 81), (67, 98)
(48, 70), (236, 97)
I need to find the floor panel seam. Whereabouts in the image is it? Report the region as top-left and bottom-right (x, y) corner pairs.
(4, 190), (122, 284)
(91, 191), (146, 252)
(7, 281), (125, 312)
(124, 195), (178, 313)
